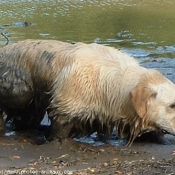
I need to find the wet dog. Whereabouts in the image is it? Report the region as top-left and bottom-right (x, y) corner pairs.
(1, 40), (175, 146)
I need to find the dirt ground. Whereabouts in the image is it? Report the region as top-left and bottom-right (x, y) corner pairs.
(0, 131), (175, 175)
(0, 58), (175, 175)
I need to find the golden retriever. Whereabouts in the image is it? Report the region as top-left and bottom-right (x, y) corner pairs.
(0, 39), (175, 146)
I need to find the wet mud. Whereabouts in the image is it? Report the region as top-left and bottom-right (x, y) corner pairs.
(0, 131), (175, 175)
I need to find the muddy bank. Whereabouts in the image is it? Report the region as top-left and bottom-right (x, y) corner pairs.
(0, 132), (175, 175)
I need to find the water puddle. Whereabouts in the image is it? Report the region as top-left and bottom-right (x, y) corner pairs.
(74, 132), (127, 147)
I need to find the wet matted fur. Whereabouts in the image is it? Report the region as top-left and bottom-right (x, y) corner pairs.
(1, 39), (175, 146)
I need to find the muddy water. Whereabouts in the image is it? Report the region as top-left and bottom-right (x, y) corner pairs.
(1, 0), (175, 146)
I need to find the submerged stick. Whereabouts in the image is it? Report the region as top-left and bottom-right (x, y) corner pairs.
(1, 32), (9, 45)
(0, 25), (10, 45)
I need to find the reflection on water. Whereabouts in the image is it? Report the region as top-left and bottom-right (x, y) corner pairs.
(0, 0), (175, 59)
(74, 132), (127, 147)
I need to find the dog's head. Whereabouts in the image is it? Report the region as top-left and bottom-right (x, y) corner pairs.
(131, 69), (175, 138)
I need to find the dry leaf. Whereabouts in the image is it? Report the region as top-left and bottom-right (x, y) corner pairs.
(103, 162), (109, 167)
(113, 158), (118, 164)
(12, 155), (20, 159)
(115, 170), (123, 174)
(88, 167), (95, 173)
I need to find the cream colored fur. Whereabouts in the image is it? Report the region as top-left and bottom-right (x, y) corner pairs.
(48, 42), (175, 145)
(1, 40), (175, 146)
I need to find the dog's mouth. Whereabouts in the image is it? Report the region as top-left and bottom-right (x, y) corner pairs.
(139, 128), (172, 136)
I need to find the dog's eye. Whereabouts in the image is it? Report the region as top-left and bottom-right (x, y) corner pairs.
(169, 104), (175, 109)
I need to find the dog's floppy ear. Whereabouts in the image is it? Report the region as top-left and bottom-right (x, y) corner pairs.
(131, 85), (157, 118)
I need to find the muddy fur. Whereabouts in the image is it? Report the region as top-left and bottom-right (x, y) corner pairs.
(1, 40), (175, 146)
(0, 40), (71, 129)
